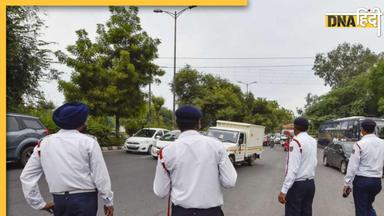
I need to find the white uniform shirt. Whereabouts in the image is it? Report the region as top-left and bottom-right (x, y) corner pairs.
(281, 132), (317, 194)
(20, 130), (114, 210)
(153, 130), (237, 209)
(344, 134), (384, 187)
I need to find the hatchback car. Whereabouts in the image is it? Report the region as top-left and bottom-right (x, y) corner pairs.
(6, 113), (48, 166)
(151, 130), (181, 159)
(323, 141), (354, 174)
(123, 128), (170, 154)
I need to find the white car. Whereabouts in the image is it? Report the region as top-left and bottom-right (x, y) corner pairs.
(151, 130), (181, 159)
(123, 128), (169, 154)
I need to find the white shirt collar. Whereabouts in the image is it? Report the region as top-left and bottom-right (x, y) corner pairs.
(58, 129), (80, 133)
(178, 130), (200, 139)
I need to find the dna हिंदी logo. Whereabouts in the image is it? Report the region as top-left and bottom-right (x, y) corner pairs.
(325, 8), (382, 37)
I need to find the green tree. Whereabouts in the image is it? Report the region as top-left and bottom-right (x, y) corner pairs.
(6, 6), (59, 110)
(174, 66), (293, 131)
(313, 43), (378, 88)
(56, 7), (164, 136)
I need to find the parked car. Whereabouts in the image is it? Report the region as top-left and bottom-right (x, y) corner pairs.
(151, 130), (181, 159)
(123, 128), (169, 154)
(6, 113), (48, 166)
(323, 141), (354, 174)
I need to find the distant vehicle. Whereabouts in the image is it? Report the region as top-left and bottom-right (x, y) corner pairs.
(323, 141), (354, 174)
(318, 116), (384, 147)
(123, 128), (170, 154)
(6, 113), (48, 166)
(207, 120), (265, 166)
(151, 130), (181, 159)
(263, 135), (271, 146)
(280, 135), (289, 146)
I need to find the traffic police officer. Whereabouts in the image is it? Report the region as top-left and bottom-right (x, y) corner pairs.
(278, 117), (317, 216)
(20, 102), (114, 216)
(153, 105), (237, 216)
(343, 119), (384, 216)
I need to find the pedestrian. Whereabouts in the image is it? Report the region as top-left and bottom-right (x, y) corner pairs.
(278, 117), (317, 216)
(20, 102), (114, 216)
(343, 119), (384, 216)
(153, 105), (237, 216)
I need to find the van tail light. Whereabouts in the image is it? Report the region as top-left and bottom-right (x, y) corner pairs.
(44, 128), (49, 135)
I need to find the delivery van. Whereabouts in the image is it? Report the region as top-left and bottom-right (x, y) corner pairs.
(207, 120), (265, 165)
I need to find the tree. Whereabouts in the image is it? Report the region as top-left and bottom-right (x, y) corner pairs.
(6, 6), (59, 110)
(174, 66), (293, 131)
(313, 43), (378, 88)
(56, 7), (164, 136)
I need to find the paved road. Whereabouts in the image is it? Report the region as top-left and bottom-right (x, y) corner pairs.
(7, 146), (384, 216)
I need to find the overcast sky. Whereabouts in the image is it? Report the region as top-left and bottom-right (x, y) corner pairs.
(38, 0), (384, 114)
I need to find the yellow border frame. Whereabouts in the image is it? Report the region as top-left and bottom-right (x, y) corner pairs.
(2, 1), (247, 215)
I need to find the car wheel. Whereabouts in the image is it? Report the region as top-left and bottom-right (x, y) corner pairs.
(323, 155), (329, 166)
(20, 146), (35, 167)
(247, 154), (256, 166)
(147, 145), (152, 154)
(340, 161), (347, 174)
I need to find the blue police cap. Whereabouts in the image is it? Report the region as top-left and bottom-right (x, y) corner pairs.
(175, 105), (202, 121)
(53, 102), (89, 129)
(361, 119), (376, 132)
(294, 117), (309, 128)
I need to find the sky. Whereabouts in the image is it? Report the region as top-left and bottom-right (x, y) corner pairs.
(38, 0), (384, 114)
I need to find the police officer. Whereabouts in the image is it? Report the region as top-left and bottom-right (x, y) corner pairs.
(278, 117), (317, 216)
(343, 119), (384, 216)
(20, 102), (114, 216)
(153, 105), (237, 216)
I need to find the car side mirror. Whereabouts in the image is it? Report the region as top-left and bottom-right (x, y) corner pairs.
(155, 135), (161, 139)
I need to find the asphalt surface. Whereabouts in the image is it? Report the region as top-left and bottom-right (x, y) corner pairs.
(6, 146), (384, 216)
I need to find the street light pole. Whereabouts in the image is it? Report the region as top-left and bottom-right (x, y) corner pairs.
(238, 81), (257, 95)
(154, 6), (196, 128)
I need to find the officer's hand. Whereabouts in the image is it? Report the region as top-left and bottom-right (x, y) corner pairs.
(104, 205), (114, 216)
(278, 192), (287, 204)
(343, 186), (351, 198)
(41, 202), (54, 214)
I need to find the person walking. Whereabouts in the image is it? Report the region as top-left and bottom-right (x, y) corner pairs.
(153, 105), (237, 216)
(343, 119), (384, 216)
(278, 117), (317, 216)
(20, 102), (114, 216)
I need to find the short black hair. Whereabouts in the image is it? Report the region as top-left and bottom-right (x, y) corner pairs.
(294, 124), (308, 132)
(176, 119), (199, 132)
(293, 117), (309, 132)
(361, 119), (376, 134)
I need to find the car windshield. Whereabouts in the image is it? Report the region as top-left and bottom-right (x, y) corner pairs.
(134, 129), (156, 138)
(207, 129), (239, 143)
(342, 143), (354, 155)
(160, 131), (180, 141)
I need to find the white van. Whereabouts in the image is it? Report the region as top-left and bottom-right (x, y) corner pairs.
(123, 128), (169, 154)
(207, 120), (265, 165)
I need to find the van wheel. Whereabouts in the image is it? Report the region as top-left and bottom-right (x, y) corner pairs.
(229, 155), (235, 164)
(247, 154), (256, 166)
(20, 146), (35, 167)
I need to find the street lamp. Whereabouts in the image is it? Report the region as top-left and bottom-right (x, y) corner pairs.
(154, 6), (197, 128)
(238, 81), (257, 95)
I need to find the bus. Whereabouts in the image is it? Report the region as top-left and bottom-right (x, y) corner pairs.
(318, 116), (384, 147)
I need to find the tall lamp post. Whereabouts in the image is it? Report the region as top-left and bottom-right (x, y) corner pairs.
(238, 81), (257, 95)
(154, 6), (196, 128)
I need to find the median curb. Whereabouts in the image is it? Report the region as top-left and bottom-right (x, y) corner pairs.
(101, 146), (123, 151)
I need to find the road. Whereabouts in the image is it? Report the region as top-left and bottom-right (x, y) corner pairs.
(7, 146), (384, 216)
